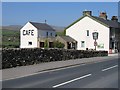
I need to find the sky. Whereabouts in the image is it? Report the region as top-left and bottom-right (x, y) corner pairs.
(1, 0), (120, 2)
(2, 2), (119, 27)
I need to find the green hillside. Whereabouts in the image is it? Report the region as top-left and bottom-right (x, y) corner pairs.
(2, 29), (20, 48)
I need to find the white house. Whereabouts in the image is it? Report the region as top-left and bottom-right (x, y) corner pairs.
(66, 11), (120, 53)
(20, 22), (56, 48)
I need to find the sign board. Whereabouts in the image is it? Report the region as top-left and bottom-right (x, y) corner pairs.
(23, 30), (34, 36)
(94, 41), (97, 46)
(92, 32), (98, 40)
(97, 43), (104, 48)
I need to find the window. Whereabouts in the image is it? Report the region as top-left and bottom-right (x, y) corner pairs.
(81, 41), (85, 47)
(46, 32), (48, 37)
(87, 30), (89, 36)
(28, 42), (32, 45)
(50, 33), (52, 36)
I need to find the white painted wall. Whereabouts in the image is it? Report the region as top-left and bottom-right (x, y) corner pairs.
(20, 22), (56, 48)
(38, 30), (56, 38)
(20, 22), (38, 48)
(66, 16), (110, 52)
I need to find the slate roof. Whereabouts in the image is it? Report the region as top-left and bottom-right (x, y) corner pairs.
(92, 16), (120, 28)
(65, 15), (120, 29)
(29, 22), (55, 31)
(59, 36), (77, 42)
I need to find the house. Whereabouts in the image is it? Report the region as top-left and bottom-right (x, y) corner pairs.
(66, 11), (120, 53)
(20, 22), (56, 48)
(20, 22), (77, 49)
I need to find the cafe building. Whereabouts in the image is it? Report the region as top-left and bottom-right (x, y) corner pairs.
(20, 21), (56, 48)
(20, 21), (77, 49)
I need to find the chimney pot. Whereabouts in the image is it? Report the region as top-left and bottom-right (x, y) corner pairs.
(83, 11), (92, 16)
(99, 12), (107, 20)
(111, 16), (118, 22)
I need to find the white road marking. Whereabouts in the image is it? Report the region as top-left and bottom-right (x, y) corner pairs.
(3, 60), (117, 81)
(53, 74), (92, 88)
(102, 65), (118, 72)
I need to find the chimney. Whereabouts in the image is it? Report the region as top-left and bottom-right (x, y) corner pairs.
(99, 12), (107, 20)
(83, 11), (92, 16)
(111, 16), (118, 22)
(45, 20), (47, 24)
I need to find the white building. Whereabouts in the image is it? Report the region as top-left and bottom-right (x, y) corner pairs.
(66, 11), (120, 53)
(20, 22), (56, 48)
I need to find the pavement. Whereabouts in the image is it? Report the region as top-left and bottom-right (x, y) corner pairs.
(108, 53), (119, 56)
(2, 57), (118, 88)
(2, 53), (119, 81)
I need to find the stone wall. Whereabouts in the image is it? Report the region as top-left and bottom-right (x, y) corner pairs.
(2, 48), (108, 69)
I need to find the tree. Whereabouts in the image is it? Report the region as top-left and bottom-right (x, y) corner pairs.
(63, 29), (66, 36)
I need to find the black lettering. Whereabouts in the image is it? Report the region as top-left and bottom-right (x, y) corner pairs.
(26, 30), (29, 35)
(22, 30), (34, 36)
(31, 30), (34, 36)
(29, 30), (31, 35)
(23, 30), (26, 35)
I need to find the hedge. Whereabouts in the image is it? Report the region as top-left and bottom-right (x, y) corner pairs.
(2, 48), (108, 69)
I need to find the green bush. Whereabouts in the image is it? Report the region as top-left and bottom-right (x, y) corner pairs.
(44, 39), (48, 48)
(53, 40), (65, 48)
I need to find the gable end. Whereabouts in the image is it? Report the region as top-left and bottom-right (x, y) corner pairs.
(64, 15), (109, 34)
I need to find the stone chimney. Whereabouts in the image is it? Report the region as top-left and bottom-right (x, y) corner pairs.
(111, 16), (118, 22)
(83, 11), (92, 16)
(99, 12), (107, 20)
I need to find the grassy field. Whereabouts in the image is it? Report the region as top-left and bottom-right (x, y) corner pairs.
(56, 31), (65, 36)
(2, 29), (20, 48)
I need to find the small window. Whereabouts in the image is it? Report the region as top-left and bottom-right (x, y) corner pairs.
(46, 32), (48, 37)
(87, 30), (89, 36)
(28, 42), (32, 45)
(50, 33), (52, 36)
(81, 41), (85, 47)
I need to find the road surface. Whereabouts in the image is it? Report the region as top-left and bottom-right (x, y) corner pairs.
(2, 58), (118, 88)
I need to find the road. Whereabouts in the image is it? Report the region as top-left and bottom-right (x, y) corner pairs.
(2, 58), (118, 88)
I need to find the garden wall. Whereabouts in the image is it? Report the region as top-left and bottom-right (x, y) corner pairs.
(2, 48), (108, 69)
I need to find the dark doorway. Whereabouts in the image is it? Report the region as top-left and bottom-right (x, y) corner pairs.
(49, 42), (54, 48)
(67, 42), (71, 49)
(112, 42), (114, 49)
(40, 42), (44, 47)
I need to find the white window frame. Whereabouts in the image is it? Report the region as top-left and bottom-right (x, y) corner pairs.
(81, 41), (85, 47)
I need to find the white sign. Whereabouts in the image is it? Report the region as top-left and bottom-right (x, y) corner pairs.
(97, 43), (104, 48)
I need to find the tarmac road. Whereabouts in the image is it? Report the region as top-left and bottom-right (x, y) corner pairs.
(2, 57), (118, 88)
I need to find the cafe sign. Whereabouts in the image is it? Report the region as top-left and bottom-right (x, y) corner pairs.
(23, 30), (34, 36)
